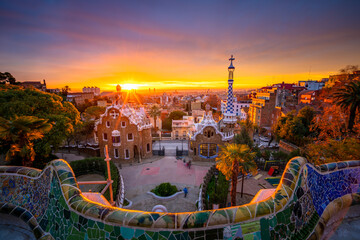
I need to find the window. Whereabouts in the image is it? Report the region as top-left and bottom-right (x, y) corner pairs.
(112, 136), (120, 144)
(199, 143), (218, 158)
(114, 149), (119, 158)
(208, 144), (217, 157)
(200, 144), (208, 156)
(127, 133), (133, 141)
(106, 121), (110, 128)
(121, 121), (126, 127)
(147, 143), (150, 152)
(194, 147), (197, 155)
(103, 133), (108, 141)
(125, 149), (130, 159)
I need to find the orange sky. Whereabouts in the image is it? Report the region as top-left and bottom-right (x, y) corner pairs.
(1, 1), (359, 92)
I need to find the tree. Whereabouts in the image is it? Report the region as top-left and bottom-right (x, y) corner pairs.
(273, 107), (315, 146)
(149, 105), (161, 130)
(162, 110), (187, 130)
(61, 85), (71, 99)
(216, 144), (257, 206)
(234, 127), (253, 148)
(339, 65), (358, 74)
(84, 106), (105, 120)
(312, 105), (347, 140)
(0, 85), (80, 159)
(0, 72), (17, 85)
(333, 80), (360, 133)
(168, 110), (187, 120)
(304, 138), (360, 165)
(0, 116), (52, 166)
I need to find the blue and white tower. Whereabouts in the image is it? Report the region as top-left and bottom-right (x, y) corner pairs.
(223, 55), (237, 124)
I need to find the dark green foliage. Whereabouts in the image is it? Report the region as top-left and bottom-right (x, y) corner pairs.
(151, 182), (178, 197)
(273, 107), (316, 146)
(162, 111), (187, 130)
(205, 172), (229, 209)
(333, 80), (360, 132)
(234, 127), (253, 148)
(0, 72), (17, 84)
(0, 85), (80, 158)
(70, 157), (120, 201)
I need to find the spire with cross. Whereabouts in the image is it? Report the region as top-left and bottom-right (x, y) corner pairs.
(224, 55), (237, 124)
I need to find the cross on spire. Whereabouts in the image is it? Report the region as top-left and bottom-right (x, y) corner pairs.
(229, 55), (235, 64)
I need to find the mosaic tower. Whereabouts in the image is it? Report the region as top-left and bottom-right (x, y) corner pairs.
(223, 55), (237, 124)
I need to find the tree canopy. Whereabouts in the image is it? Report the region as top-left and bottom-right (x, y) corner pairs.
(333, 79), (360, 132)
(0, 72), (17, 85)
(216, 144), (256, 206)
(273, 106), (316, 146)
(0, 85), (80, 160)
(162, 110), (187, 130)
(0, 116), (52, 166)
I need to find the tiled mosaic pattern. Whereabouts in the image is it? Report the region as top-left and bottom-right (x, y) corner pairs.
(0, 158), (360, 239)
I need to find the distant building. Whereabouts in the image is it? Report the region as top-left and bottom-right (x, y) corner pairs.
(248, 88), (278, 129)
(171, 116), (195, 140)
(298, 90), (317, 104)
(67, 92), (95, 105)
(46, 88), (60, 94)
(326, 71), (360, 88)
(95, 104), (152, 163)
(21, 80), (47, 91)
(83, 86), (100, 96)
(298, 80), (325, 90)
(191, 101), (202, 111)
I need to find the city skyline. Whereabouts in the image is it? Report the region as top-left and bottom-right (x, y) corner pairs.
(1, 0), (360, 91)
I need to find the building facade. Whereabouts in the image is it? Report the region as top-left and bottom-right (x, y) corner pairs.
(171, 116), (195, 140)
(298, 80), (325, 90)
(83, 86), (100, 96)
(248, 88), (278, 129)
(95, 104), (152, 163)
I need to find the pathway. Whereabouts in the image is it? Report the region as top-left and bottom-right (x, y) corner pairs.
(120, 156), (211, 212)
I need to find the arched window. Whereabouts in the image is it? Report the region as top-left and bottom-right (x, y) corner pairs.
(199, 143), (218, 158)
(112, 130), (120, 146)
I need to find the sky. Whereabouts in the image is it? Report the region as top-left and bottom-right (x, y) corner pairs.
(1, 0), (360, 91)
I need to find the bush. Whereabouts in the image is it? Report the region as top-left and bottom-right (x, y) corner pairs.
(151, 182), (178, 197)
(205, 172), (229, 209)
(69, 157), (120, 202)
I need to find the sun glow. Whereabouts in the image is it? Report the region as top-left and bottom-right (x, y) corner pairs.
(121, 84), (140, 90)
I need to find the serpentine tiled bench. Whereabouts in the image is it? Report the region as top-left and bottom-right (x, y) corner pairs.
(0, 157), (359, 239)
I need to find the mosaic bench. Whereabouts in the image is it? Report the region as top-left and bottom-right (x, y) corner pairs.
(0, 157), (359, 240)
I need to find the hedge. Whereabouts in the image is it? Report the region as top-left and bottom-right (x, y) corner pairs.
(151, 182), (178, 197)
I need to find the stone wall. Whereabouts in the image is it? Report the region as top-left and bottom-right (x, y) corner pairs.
(279, 139), (299, 154)
(0, 158), (360, 239)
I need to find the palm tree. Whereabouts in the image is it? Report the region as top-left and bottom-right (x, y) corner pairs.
(333, 80), (360, 132)
(216, 144), (257, 206)
(149, 104), (161, 131)
(0, 116), (52, 166)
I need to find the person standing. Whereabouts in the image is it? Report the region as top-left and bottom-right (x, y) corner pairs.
(183, 187), (188, 197)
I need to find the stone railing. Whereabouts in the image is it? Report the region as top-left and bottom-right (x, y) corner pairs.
(0, 158), (360, 239)
(115, 165), (125, 208)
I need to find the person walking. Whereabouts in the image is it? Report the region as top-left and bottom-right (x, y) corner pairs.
(183, 187), (188, 198)
(188, 161), (191, 169)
